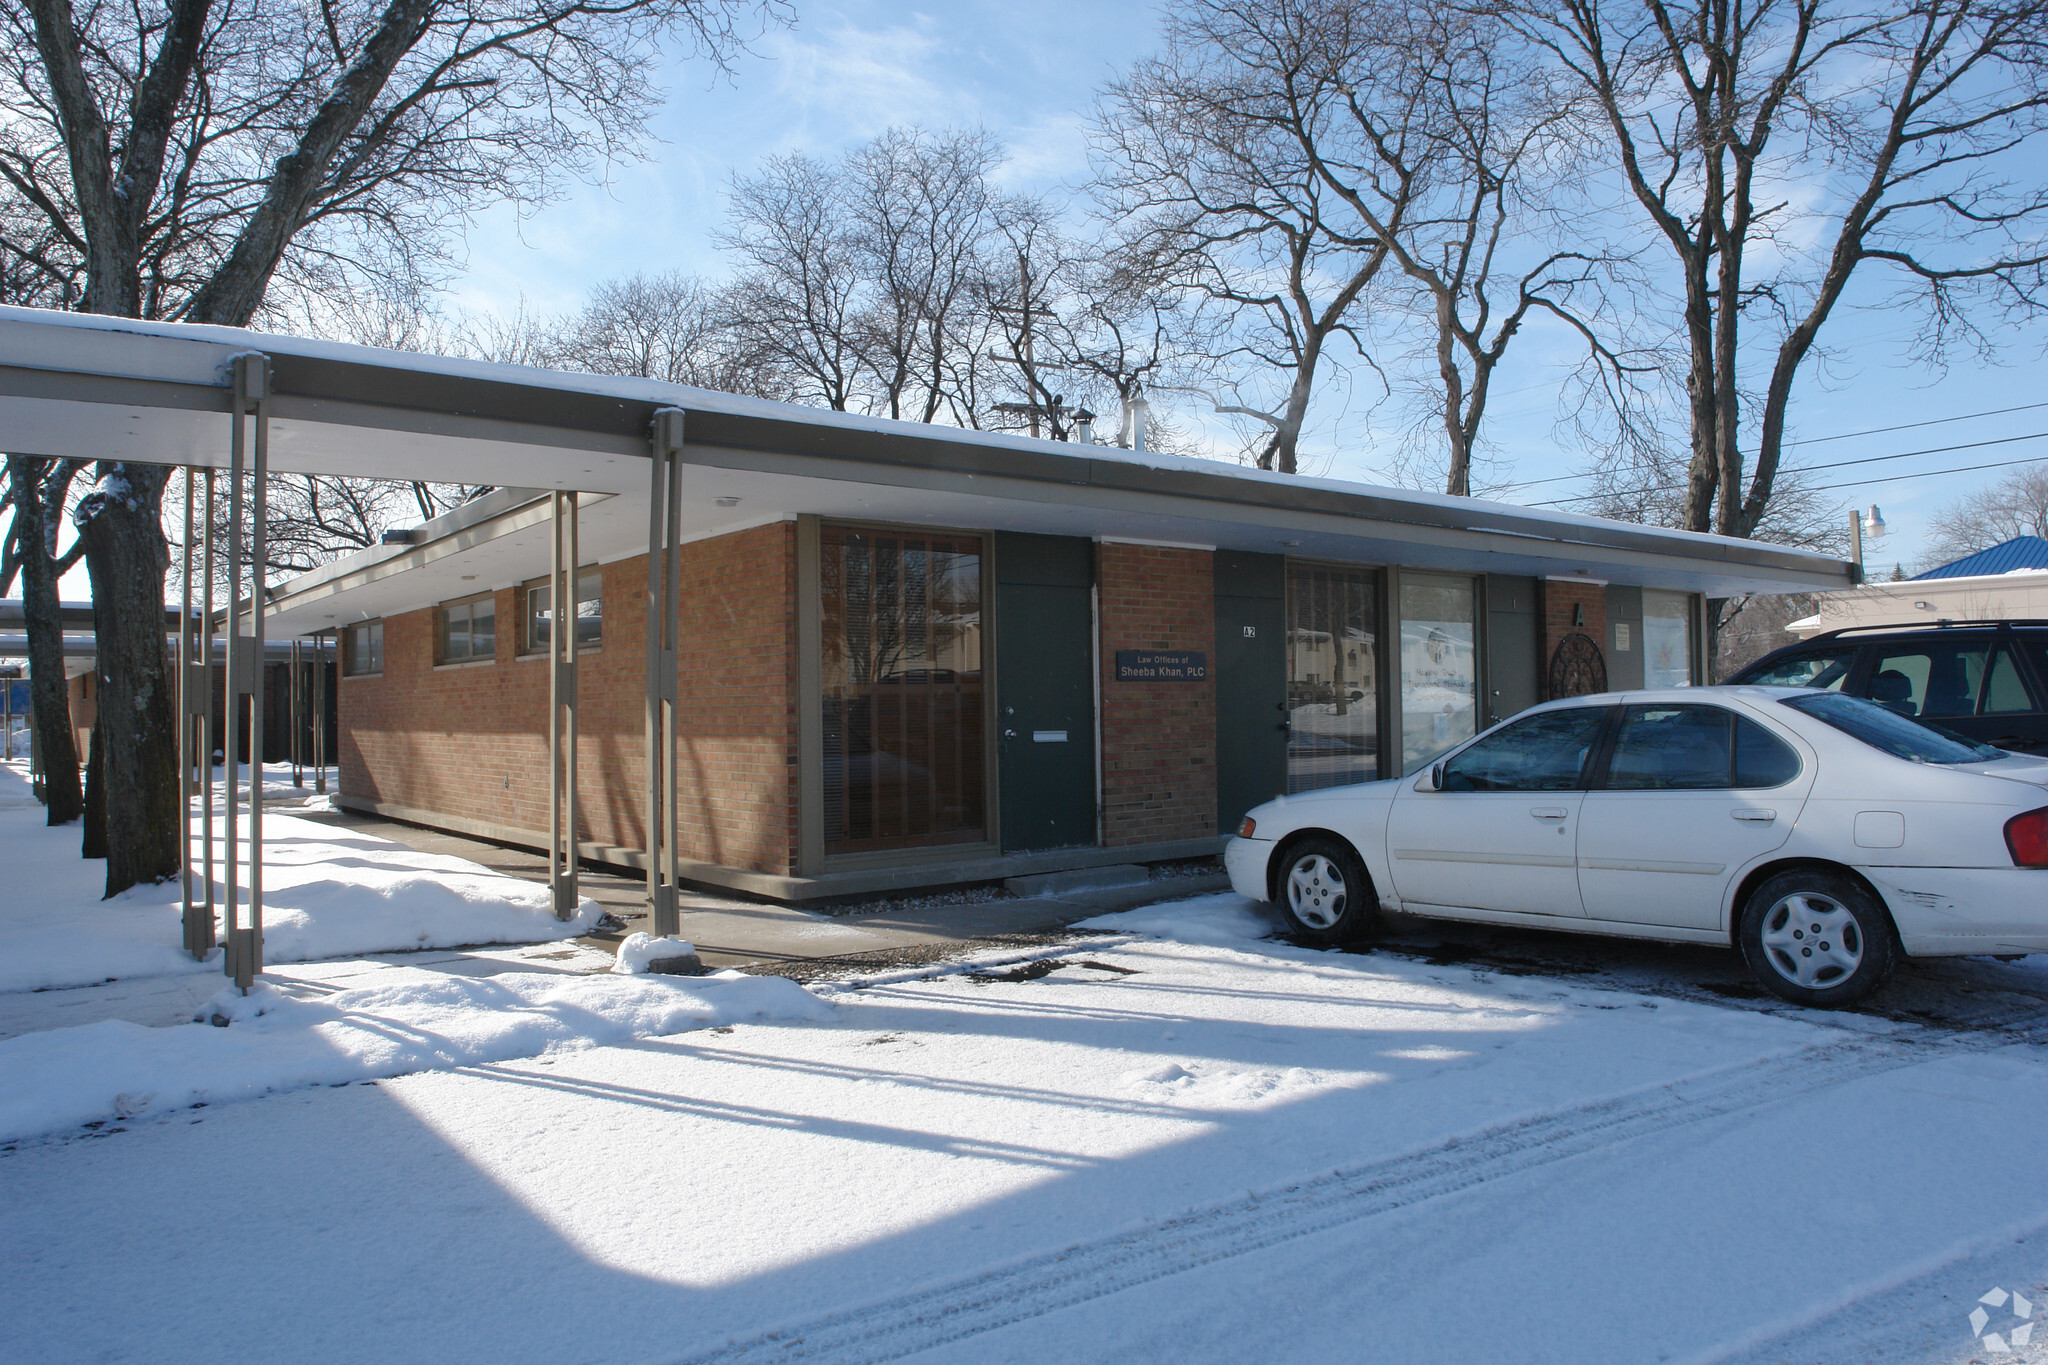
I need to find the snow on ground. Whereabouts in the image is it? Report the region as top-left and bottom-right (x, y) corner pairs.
(0, 967), (829, 1143)
(8, 892), (2041, 1364)
(0, 758), (598, 993)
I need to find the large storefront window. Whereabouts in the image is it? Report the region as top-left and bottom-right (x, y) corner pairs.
(1287, 563), (1379, 792)
(1642, 590), (1694, 687)
(820, 527), (986, 854)
(1399, 573), (1477, 772)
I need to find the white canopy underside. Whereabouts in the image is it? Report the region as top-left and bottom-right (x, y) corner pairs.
(0, 305), (1857, 633)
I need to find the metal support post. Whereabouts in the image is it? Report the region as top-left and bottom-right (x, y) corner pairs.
(224, 353), (270, 991)
(180, 470), (207, 957)
(313, 630), (327, 795)
(645, 409), (685, 936)
(200, 469), (217, 953)
(289, 639), (300, 787)
(547, 490), (581, 919)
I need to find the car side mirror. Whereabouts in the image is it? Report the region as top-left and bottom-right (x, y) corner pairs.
(1417, 762), (1445, 792)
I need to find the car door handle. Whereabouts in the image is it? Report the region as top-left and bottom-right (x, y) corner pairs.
(1530, 807), (1568, 820)
(1731, 808), (1776, 822)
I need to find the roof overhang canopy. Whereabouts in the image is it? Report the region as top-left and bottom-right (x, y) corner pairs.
(0, 305), (1857, 635)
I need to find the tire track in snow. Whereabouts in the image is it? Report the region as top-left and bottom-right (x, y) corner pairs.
(675, 1010), (2048, 1365)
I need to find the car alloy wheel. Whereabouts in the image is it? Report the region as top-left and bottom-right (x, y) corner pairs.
(1758, 891), (1863, 990)
(1276, 836), (1375, 946)
(1738, 869), (1896, 1008)
(1287, 853), (1348, 930)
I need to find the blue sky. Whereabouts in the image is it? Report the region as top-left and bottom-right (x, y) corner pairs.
(436, 0), (2048, 577)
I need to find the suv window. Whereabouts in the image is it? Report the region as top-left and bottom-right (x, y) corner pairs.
(1602, 704), (1802, 790)
(1440, 707), (1609, 792)
(2019, 634), (2048, 702)
(1737, 645), (1856, 690)
(1868, 639), (2000, 719)
(1983, 647), (2035, 714)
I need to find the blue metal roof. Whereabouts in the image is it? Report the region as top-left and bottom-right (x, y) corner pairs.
(1914, 535), (2048, 579)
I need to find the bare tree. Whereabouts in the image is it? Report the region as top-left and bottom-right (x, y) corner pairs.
(0, 0), (784, 894)
(1922, 461), (2048, 566)
(1295, 2), (1646, 495)
(551, 269), (781, 395)
(846, 127), (1006, 424)
(1508, 0), (2048, 546)
(721, 154), (867, 410)
(0, 457), (88, 824)
(1096, 0), (1437, 473)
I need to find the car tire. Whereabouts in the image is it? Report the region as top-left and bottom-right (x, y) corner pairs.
(1737, 869), (1897, 1008)
(1275, 836), (1376, 946)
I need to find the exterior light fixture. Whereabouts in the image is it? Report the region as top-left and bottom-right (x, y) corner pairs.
(1863, 505), (1887, 539)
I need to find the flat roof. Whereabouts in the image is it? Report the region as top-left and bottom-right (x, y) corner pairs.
(0, 305), (1856, 630)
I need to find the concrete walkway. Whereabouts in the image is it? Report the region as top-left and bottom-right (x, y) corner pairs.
(0, 801), (1229, 1043)
(291, 805), (1231, 975)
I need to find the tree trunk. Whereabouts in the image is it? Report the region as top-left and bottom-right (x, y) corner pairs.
(81, 717), (105, 858)
(8, 458), (84, 824)
(77, 464), (180, 896)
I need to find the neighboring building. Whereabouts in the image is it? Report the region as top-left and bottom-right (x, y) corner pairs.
(0, 306), (1854, 904)
(1788, 537), (2048, 637)
(0, 601), (332, 764)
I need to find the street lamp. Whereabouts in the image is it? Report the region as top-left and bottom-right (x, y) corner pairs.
(1850, 504), (1886, 572)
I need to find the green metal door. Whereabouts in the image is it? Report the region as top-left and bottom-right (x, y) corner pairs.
(994, 533), (1097, 851)
(1214, 551), (1287, 833)
(1483, 575), (1539, 728)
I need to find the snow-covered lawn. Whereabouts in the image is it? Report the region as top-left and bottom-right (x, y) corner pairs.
(0, 758), (598, 994)
(5, 896), (2043, 1364)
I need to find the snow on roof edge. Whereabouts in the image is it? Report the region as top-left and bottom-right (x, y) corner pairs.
(0, 304), (1844, 570)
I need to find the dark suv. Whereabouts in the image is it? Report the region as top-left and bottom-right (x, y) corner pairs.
(1726, 621), (2048, 755)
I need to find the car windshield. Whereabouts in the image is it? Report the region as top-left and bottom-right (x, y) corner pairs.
(1780, 691), (2006, 764)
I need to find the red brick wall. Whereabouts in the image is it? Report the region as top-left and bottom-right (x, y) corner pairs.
(1097, 544), (1215, 847)
(1538, 579), (1609, 699)
(338, 520), (798, 876)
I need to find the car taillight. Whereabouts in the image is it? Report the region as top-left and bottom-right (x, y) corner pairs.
(1238, 816), (1257, 838)
(2007, 807), (2048, 868)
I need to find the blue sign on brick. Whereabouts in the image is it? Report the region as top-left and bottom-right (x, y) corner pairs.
(1114, 650), (1208, 682)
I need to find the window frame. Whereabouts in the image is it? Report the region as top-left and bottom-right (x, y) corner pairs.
(1587, 702), (1804, 792)
(342, 619), (384, 678)
(521, 566), (604, 657)
(434, 591), (498, 667)
(1436, 704), (1614, 793)
(815, 518), (994, 862)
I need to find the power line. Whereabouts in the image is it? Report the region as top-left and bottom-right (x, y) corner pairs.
(1781, 399), (2048, 448)
(1524, 428), (2048, 506)
(1499, 399), (2048, 494)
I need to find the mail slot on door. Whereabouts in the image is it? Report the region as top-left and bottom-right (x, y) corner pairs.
(1033, 730), (1069, 743)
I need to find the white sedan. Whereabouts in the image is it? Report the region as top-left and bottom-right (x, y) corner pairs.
(1226, 686), (2048, 1007)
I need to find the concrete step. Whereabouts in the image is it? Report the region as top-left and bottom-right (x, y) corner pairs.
(1043, 872), (1233, 913)
(1003, 864), (1150, 897)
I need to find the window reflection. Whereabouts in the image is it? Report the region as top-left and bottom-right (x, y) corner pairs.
(1400, 574), (1477, 772)
(821, 527), (985, 853)
(1287, 564), (1378, 792)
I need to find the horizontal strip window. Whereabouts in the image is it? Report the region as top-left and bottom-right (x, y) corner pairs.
(524, 568), (602, 654)
(437, 592), (496, 665)
(343, 620), (383, 676)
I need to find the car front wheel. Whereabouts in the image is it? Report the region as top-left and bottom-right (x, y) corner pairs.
(1276, 837), (1375, 946)
(1738, 870), (1897, 1008)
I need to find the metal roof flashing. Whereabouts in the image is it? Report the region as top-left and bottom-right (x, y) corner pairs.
(0, 305), (1856, 625)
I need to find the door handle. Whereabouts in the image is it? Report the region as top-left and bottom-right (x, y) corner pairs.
(1731, 808), (1776, 822)
(1530, 807), (1568, 820)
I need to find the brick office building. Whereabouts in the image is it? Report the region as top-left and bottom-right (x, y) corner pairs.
(0, 306), (1855, 904)
(253, 380), (1850, 903)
